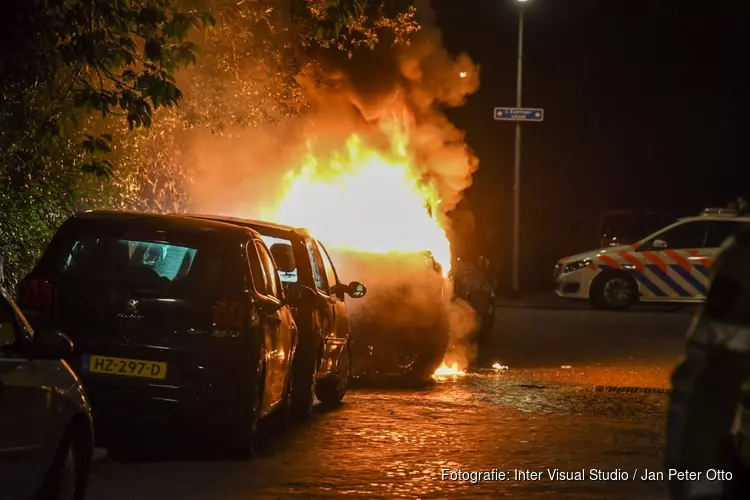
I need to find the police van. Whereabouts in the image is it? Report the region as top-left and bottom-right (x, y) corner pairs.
(554, 208), (750, 310)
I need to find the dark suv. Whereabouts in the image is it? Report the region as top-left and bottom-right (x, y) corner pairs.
(184, 215), (365, 418)
(18, 212), (298, 457)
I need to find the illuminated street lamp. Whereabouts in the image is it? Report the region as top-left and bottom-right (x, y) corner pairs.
(511, 0), (529, 297)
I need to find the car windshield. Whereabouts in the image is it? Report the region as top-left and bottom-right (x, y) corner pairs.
(56, 236), (221, 293)
(259, 235), (298, 283)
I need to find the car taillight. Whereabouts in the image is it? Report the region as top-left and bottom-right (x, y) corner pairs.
(20, 278), (55, 313)
(211, 300), (247, 338)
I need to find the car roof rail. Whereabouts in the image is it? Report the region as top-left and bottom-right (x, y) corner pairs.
(700, 207), (737, 216)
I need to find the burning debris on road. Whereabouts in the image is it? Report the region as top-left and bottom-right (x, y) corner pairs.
(432, 362), (467, 378)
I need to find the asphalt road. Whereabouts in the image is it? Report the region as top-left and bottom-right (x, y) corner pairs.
(86, 303), (694, 500)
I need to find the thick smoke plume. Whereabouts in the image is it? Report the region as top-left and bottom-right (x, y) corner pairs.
(188, 0), (482, 371)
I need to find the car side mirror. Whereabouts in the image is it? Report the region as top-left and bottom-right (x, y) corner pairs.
(269, 243), (295, 273)
(345, 281), (367, 299)
(30, 330), (74, 360)
(652, 239), (668, 249)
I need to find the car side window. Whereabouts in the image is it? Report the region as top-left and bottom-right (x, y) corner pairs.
(247, 241), (268, 296)
(255, 241), (281, 300)
(315, 241), (339, 291)
(643, 221), (709, 250)
(305, 239), (329, 294)
(705, 221), (747, 248)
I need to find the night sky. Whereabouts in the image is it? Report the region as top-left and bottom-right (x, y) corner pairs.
(432, 0), (748, 281)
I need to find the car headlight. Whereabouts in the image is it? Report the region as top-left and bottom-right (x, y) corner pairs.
(563, 259), (592, 273)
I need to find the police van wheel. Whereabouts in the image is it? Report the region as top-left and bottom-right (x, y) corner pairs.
(590, 271), (637, 310)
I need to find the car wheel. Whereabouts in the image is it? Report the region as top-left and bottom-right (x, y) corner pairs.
(229, 349), (265, 460)
(590, 271), (637, 310)
(291, 349), (319, 420)
(38, 424), (91, 500)
(315, 341), (351, 406)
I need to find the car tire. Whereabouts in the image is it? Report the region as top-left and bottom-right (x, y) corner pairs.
(229, 348), (266, 460)
(290, 347), (319, 420)
(590, 271), (638, 310)
(38, 422), (91, 500)
(315, 341), (351, 406)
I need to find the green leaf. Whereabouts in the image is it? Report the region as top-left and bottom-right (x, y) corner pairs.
(144, 38), (162, 61)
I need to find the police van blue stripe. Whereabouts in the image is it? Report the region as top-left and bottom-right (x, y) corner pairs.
(645, 264), (690, 297)
(600, 264), (666, 297)
(694, 264), (710, 278)
(629, 269), (667, 297)
(669, 264), (708, 296)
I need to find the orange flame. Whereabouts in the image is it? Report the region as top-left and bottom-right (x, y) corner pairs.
(267, 115), (452, 271)
(432, 362), (466, 378)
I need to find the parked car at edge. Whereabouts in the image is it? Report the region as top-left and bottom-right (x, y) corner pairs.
(1, 255), (93, 500)
(18, 212), (298, 458)
(183, 215), (366, 418)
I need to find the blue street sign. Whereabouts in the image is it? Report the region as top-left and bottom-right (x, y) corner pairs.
(494, 107), (544, 122)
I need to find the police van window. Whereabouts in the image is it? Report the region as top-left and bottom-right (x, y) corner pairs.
(305, 240), (329, 294)
(705, 221), (747, 248)
(315, 241), (338, 291)
(247, 242), (268, 296)
(647, 221), (709, 250)
(255, 241), (280, 300)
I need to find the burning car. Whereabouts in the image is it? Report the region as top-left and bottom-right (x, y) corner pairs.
(333, 250), (451, 382)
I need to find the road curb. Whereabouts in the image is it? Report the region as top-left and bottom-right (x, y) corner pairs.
(595, 386), (670, 394)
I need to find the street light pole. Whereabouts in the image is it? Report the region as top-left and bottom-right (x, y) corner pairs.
(511, 7), (525, 297)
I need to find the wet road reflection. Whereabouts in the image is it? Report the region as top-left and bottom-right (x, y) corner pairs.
(87, 306), (686, 500)
(88, 371), (669, 500)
